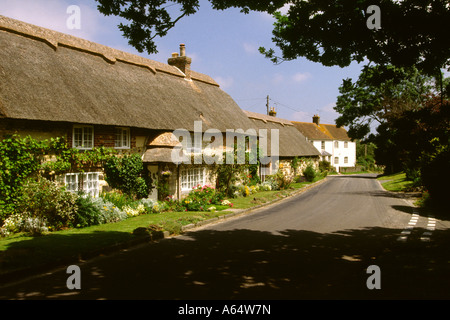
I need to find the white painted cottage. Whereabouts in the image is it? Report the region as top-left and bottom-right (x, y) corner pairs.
(292, 115), (356, 172)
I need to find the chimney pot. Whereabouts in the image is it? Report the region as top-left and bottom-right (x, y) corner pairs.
(268, 107), (277, 117)
(168, 43), (191, 80)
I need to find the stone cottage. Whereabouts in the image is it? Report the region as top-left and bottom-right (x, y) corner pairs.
(0, 15), (257, 200)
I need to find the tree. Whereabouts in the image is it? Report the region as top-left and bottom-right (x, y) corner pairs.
(334, 65), (433, 140)
(261, 0), (450, 75)
(382, 97), (449, 206)
(95, 0), (450, 75)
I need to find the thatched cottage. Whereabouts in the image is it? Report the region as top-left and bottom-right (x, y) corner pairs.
(243, 110), (320, 181)
(0, 15), (258, 199)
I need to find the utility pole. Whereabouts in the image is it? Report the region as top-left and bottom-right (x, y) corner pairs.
(266, 95), (270, 115)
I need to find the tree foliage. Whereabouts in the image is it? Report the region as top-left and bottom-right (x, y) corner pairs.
(95, 0), (450, 74)
(334, 65), (433, 140)
(376, 97), (449, 205)
(0, 136), (47, 218)
(103, 153), (152, 199)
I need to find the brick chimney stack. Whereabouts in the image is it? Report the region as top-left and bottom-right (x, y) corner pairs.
(168, 43), (191, 80)
(313, 114), (320, 125)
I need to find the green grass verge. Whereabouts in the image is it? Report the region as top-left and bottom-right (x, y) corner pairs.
(377, 172), (413, 192)
(0, 176), (325, 276)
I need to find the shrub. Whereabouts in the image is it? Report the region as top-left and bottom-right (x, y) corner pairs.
(0, 214), (49, 237)
(73, 195), (103, 228)
(0, 135), (47, 221)
(259, 183), (272, 191)
(15, 177), (78, 230)
(103, 154), (152, 199)
(303, 164), (317, 182)
(181, 184), (216, 211)
(263, 174), (280, 191)
(210, 190), (226, 205)
(100, 191), (135, 210)
(275, 170), (293, 189)
(90, 197), (127, 224)
(318, 160), (332, 172)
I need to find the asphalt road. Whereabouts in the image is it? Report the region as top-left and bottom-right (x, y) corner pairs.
(1, 174), (450, 300)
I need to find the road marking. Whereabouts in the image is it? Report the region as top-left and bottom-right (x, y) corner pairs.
(397, 212), (419, 241)
(421, 215), (436, 242)
(397, 210), (436, 243)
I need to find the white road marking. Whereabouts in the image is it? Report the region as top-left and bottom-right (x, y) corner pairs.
(397, 210), (436, 243)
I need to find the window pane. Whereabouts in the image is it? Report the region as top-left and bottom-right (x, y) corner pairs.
(84, 127), (93, 148)
(115, 128), (129, 148)
(115, 128), (121, 147)
(74, 128), (83, 148)
(181, 167), (205, 191)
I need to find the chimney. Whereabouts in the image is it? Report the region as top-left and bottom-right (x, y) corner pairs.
(268, 107), (277, 117)
(313, 114), (320, 125)
(168, 43), (192, 80)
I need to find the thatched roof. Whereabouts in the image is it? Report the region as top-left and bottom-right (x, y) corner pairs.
(142, 147), (179, 163)
(291, 121), (351, 141)
(291, 122), (332, 140)
(243, 111), (320, 158)
(0, 16), (255, 133)
(318, 124), (351, 141)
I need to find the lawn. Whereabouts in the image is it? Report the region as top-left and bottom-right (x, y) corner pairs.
(0, 176), (325, 277)
(377, 172), (413, 192)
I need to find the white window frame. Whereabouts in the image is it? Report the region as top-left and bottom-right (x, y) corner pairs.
(334, 157), (339, 165)
(61, 172), (100, 197)
(180, 167), (205, 191)
(321, 141), (325, 150)
(344, 156), (349, 164)
(344, 141), (348, 148)
(115, 127), (130, 149)
(73, 125), (94, 150)
(334, 141), (339, 148)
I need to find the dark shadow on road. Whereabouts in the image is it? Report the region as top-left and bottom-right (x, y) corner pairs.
(391, 205), (415, 215)
(0, 230), (140, 284)
(1, 226), (450, 300)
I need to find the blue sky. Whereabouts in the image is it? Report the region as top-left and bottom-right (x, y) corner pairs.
(1, 0), (367, 126)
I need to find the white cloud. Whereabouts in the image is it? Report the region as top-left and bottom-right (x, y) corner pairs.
(243, 42), (258, 55)
(215, 76), (234, 89)
(292, 72), (312, 83)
